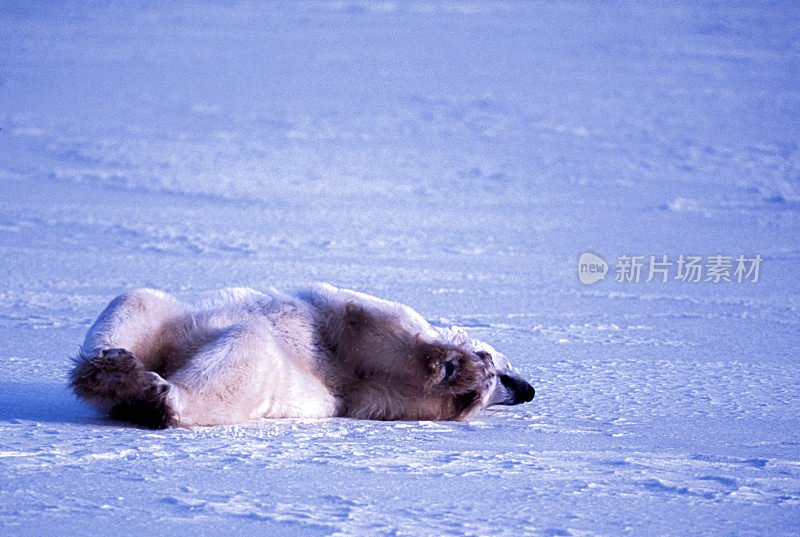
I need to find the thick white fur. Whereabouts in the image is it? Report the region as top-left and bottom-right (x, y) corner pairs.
(73, 284), (526, 427)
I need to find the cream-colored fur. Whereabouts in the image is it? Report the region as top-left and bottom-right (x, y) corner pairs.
(69, 284), (534, 427)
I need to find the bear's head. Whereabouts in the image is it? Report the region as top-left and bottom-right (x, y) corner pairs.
(414, 340), (498, 420)
(439, 325), (536, 408)
(331, 301), (534, 421)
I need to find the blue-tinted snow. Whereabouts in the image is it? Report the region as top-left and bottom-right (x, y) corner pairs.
(1, 1), (799, 535)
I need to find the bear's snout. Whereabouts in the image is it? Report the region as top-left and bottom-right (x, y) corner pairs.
(498, 373), (535, 405)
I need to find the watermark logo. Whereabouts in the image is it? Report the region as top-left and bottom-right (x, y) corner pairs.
(578, 252), (608, 284)
(578, 253), (762, 284)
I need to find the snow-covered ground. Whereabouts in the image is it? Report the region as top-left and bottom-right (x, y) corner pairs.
(1, 1), (799, 535)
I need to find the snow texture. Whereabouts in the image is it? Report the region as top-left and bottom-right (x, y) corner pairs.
(1, 1), (799, 535)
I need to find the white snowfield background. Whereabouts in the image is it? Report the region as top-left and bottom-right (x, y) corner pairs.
(1, 1), (799, 535)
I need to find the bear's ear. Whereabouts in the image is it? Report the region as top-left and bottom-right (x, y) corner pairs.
(476, 350), (492, 363)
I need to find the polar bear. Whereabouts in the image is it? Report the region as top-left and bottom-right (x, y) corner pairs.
(69, 284), (535, 428)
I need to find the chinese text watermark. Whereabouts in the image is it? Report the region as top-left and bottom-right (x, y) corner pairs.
(578, 253), (762, 284)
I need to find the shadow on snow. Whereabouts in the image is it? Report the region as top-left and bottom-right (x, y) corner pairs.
(0, 381), (106, 425)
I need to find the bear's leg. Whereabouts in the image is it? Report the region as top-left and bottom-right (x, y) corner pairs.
(69, 289), (188, 419)
(79, 288), (188, 371)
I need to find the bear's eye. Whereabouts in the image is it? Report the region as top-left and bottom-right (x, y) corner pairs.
(476, 351), (492, 362)
(441, 361), (458, 384)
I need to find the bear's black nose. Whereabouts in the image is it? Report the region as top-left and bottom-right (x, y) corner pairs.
(519, 382), (535, 403)
(499, 374), (536, 405)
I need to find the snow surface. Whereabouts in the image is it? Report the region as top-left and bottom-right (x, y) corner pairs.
(1, 1), (799, 535)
